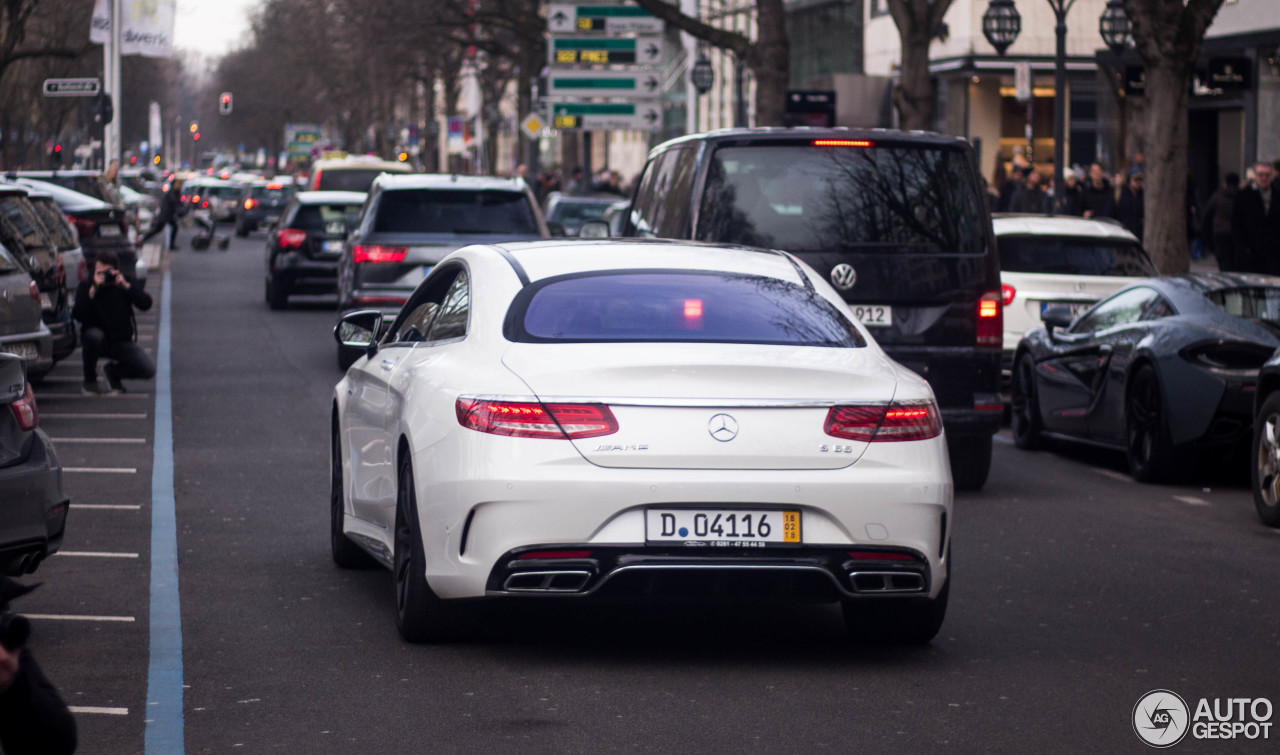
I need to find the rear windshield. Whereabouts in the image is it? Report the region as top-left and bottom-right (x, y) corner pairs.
(205, 185), (241, 199)
(509, 271), (866, 346)
(374, 189), (537, 235)
(0, 197), (52, 252)
(291, 204), (362, 234)
(28, 198), (77, 251)
(696, 143), (987, 254)
(248, 185), (293, 201)
(548, 200), (612, 227)
(998, 236), (1156, 276)
(1205, 287), (1280, 321)
(318, 169), (389, 193)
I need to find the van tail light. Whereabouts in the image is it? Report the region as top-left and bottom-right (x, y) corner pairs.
(244, 198), (258, 210)
(977, 291), (1003, 348)
(276, 228), (308, 250)
(353, 245), (408, 264)
(456, 399), (618, 439)
(824, 400), (942, 442)
(1001, 283), (1016, 307)
(9, 384), (38, 431)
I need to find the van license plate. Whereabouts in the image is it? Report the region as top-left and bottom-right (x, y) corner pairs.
(851, 305), (892, 327)
(646, 509), (801, 546)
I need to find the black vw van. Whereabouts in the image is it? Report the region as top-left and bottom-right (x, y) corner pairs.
(620, 128), (1002, 490)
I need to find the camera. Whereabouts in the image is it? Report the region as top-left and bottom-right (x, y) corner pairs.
(99, 268), (119, 285)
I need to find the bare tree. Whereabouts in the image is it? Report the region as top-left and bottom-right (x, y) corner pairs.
(885, 0), (954, 131)
(1126, 0), (1225, 274)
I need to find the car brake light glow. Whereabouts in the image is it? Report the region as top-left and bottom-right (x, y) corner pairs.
(265, 183), (284, 190)
(9, 384), (38, 431)
(813, 140), (873, 147)
(518, 550), (593, 560)
(456, 398), (618, 439)
(353, 244), (408, 264)
(192, 194), (201, 204)
(201, 200), (209, 209)
(244, 198), (258, 210)
(824, 400), (942, 442)
(277, 228), (308, 250)
(70, 216), (96, 237)
(977, 291), (1002, 348)
(1001, 283), (1016, 307)
(684, 299), (703, 318)
(847, 551), (917, 561)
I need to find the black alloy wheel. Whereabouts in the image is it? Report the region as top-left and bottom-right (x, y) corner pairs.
(1125, 365), (1176, 483)
(331, 422), (374, 568)
(393, 455), (466, 642)
(1251, 393), (1280, 527)
(265, 276), (288, 310)
(1010, 355), (1042, 450)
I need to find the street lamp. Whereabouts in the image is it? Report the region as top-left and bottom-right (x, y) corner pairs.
(691, 54), (714, 95)
(1099, 0), (1132, 55)
(982, 0), (1022, 57)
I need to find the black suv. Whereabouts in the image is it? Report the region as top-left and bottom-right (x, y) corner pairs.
(620, 128), (1002, 489)
(235, 181), (296, 236)
(264, 191), (366, 309)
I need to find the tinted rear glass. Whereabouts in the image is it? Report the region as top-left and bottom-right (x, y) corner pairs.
(511, 271), (866, 346)
(548, 200), (612, 227)
(29, 198), (77, 250)
(374, 189), (537, 235)
(998, 236), (1156, 276)
(249, 186), (292, 201)
(292, 204), (362, 234)
(1205, 287), (1280, 321)
(696, 144), (986, 253)
(318, 169), (388, 192)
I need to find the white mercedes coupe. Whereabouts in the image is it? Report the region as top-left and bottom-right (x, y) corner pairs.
(331, 239), (953, 643)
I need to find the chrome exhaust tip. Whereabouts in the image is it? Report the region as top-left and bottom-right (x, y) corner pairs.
(848, 571), (925, 593)
(503, 570), (592, 593)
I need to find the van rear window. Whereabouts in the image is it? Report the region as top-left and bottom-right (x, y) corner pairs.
(509, 271), (865, 346)
(374, 189), (536, 235)
(696, 144), (986, 254)
(998, 236), (1156, 276)
(318, 169), (388, 193)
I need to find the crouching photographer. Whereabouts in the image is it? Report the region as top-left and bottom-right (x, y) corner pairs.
(72, 251), (155, 395)
(0, 578), (76, 754)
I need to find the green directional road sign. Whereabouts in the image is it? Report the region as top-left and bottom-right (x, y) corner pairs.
(550, 35), (664, 66)
(547, 3), (664, 35)
(551, 102), (662, 132)
(547, 70), (663, 99)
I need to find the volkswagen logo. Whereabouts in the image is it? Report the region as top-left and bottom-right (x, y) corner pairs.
(830, 264), (857, 290)
(708, 414), (739, 442)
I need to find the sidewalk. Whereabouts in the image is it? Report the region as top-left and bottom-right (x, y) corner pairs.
(139, 241), (167, 273)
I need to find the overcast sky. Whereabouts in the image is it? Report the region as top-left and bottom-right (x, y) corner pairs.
(173, 0), (259, 58)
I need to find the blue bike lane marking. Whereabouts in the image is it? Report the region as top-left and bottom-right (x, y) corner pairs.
(146, 270), (183, 752)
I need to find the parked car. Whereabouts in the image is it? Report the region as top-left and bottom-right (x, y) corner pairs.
(0, 241), (54, 380)
(235, 180), (295, 237)
(542, 192), (619, 236)
(335, 174), (547, 368)
(5, 170), (122, 207)
(19, 186), (84, 358)
(0, 185), (74, 366)
(995, 214), (1157, 392)
(331, 239), (952, 644)
(1011, 274), (1280, 482)
(10, 178), (140, 286)
(265, 191), (366, 310)
(309, 156), (412, 193)
(0, 353), (68, 575)
(618, 128), (1002, 489)
(119, 184), (158, 234)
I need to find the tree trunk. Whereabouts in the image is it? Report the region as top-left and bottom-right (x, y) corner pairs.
(747, 0), (789, 126)
(894, 25), (934, 131)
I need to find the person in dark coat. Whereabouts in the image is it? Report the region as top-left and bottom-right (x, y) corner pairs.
(1232, 161), (1280, 274)
(1114, 170), (1145, 241)
(139, 177), (184, 250)
(72, 251), (155, 394)
(1081, 163), (1115, 219)
(0, 578), (77, 755)
(1201, 172), (1239, 271)
(1009, 170), (1051, 214)
(1055, 168), (1086, 216)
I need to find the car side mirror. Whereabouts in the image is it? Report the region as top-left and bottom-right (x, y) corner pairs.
(335, 310), (384, 355)
(547, 222), (567, 237)
(578, 220), (610, 239)
(0, 354), (25, 403)
(1041, 305), (1075, 332)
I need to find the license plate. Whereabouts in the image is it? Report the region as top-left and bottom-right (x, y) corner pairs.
(99, 224), (121, 237)
(645, 509), (801, 546)
(851, 305), (892, 327)
(265, 215), (279, 224)
(1040, 301), (1092, 318)
(323, 240), (343, 252)
(0, 342), (38, 360)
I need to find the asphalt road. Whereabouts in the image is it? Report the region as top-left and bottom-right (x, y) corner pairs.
(15, 232), (1280, 753)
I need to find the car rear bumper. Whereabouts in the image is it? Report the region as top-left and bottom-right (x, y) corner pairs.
(0, 331), (55, 380)
(0, 429), (69, 575)
(883, 344), (1003, 436)
(274, 255), (339, 295)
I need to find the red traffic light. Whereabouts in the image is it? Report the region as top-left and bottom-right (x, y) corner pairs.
(193, 132), (201, 141)
(53, 144), (62, 153)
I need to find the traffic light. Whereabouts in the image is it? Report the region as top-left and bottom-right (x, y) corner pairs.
(153, 155), (161, 165)
(189, 121), (199, 134)
(219, 92), (232, 115)
(397, 151), (409, 162)
(51, 144), (62, 166)
(193, 132), (201, 142)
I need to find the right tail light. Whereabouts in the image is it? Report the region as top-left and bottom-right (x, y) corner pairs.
(824, 400), (942, 442)
(976, 291), (1003, 348)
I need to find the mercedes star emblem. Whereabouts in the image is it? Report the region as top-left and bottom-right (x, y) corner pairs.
(708, 413), (739, 442)
(830, 263), (857, 290)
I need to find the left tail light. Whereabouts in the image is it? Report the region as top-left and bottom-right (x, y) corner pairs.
(353, 245), (408, 264)
(244, 198), (258, 210)
(825, 400), (942, 442)
(276, 228), (308, 250)
(9, 384), (38, 431)
(70, 216), (97, 238)
(977, 291), (1003, 348)
(456, 398), (618, 439)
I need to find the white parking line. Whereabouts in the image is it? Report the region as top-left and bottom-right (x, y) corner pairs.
(33, 393), (151, 400)
(63, 467), (137, 474)
(1093, 468), (1134, 483)
(71, 504), (143, 511)
(40, 413), (148, 419)
(54, 551), (139, 558)
(51, 437), (147, 444)
(21, 613), (136, 622)
(69, 706), (129, 716)
(1173, 495), (1211, 506)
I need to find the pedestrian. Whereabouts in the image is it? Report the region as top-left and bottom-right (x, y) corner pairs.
(1009, 169), (1051, 214)
(72, 251), (155, 395)
(1081, 163), (1115, 219)
(1202, 172), (1240, 271)
(1055, 168), (1086, 216)
(1115, 169), (1145, 241)
(1231, 160), (1280, 274)
(139, 177), (184, 250)
(566, 167), (587, 194)
(0, 578), (77, 755)
(998, 156), (1030, 212)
